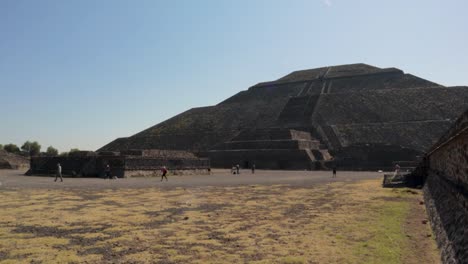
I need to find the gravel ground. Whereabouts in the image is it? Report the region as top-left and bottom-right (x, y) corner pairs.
(0, 169), (383, 190)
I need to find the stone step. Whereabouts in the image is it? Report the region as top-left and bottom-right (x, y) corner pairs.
(220, 139), (321, 150)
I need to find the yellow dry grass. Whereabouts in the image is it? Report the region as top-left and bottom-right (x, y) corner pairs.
(0, 179), (438, 263)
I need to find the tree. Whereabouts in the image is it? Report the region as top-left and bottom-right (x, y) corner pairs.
(69, 148), (80, 153)
(3, 144), (20, 154)
(21, 141), (41, 156)
(46, 146), (59, 156)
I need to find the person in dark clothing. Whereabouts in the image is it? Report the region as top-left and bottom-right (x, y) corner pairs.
(161, 166), (168, 181)
(332, 166), (337, 178)
(236, 164), (240, 175)
(251, 164), (256, 174)
(105, 164), (111, 179)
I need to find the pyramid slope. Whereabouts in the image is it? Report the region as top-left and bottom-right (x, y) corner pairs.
(99, 64), (468, 169)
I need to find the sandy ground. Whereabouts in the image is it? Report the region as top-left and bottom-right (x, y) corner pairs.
(0, 169), (381, 190)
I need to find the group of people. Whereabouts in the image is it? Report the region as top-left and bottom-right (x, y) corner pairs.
(231, 164), (240, 174)
(231, 164), (256, 175)
(54, 163), (169, 182)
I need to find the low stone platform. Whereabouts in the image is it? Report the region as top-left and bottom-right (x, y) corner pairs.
(27, 150), (210, 178)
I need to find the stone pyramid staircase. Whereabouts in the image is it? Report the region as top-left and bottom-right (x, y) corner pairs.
(207, 128), (332, 169)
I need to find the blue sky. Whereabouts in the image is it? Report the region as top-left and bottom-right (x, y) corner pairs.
(1, 0), (467, 152)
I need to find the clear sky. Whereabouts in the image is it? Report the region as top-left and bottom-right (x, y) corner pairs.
(1, 0), (467, 152)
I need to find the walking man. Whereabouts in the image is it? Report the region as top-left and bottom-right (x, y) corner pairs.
(332, 165), (337, 178)
(236, 164), (240, 175)
(105, 164), (111, 179)
(161, 166), (168, 181)
(251, 164), (256, 174)
(55, 162), (63, 182)
(393, 163), (401, 177)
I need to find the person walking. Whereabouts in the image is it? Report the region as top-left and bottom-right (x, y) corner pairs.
(55, 163), (63, 182)
(251, 164), (256, 174)
(394, 164), (401, 177)
(332, 165), (337, 178)
(161, 166), (168, 181)
(105, 164), (111, 179)
(236, 164), (240, 175)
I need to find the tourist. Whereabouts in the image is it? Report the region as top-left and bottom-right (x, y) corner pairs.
(332, 165), (337, 178)
(394, 164), (401, 177)
(105, 164), (111, 179)
(236, 164), (240, 175)
(161, 166), (168, 181)
(251, 164), (255, 174)
(54, 163), (63, 182)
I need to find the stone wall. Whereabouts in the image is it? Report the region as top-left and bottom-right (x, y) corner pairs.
(124, 157), (210, 171)
(218, 140), (320, 150)
(331, 120), (452, 152)
(328, 73), (437, 93)
(422, 109), (468, 263)
(335, 144), (421, 171)
(232, 128), (312, 141)
(120, 149), (197, 159)
(29, 156), (123, 177)
(28, 154), (210, 178)
(205, 149), (318, 170)
(318, 87), (468, 125)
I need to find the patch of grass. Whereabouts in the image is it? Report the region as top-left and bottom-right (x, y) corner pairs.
(279, 256), (307, 264)
(352, 200), (410, 263)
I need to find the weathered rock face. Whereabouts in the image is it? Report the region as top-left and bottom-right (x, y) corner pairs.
(422, 109), (468, 264)
(0, 150), (29, 170)
(99, 63), (468, 169)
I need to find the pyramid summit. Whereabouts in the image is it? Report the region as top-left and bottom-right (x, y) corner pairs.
(99, 63), (468, 169)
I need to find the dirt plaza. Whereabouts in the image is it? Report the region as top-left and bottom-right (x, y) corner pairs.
(0, 170), (438, 263)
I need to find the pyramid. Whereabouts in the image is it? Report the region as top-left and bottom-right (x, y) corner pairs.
(99, 63), (468, 169)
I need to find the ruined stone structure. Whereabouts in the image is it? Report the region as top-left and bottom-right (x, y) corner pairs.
(0, 150), (29, 170)
(28, 150), (210, 178)
(421, 109), (468, 264)
(99, 63), (468, 169)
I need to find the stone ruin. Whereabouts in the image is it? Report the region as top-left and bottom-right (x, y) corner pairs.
(0, 149), (29, 170)
(415, 108), (468, 263)
(99, 63), (468, 170)
(27, 149), (210, 178)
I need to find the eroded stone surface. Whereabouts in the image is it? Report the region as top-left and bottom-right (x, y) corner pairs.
(422, 109), (468, 264)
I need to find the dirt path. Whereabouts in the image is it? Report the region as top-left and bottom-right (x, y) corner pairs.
(402, 189), (440, 263)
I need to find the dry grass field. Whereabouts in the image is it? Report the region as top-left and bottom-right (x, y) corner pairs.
(0, 178), (439, 264)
